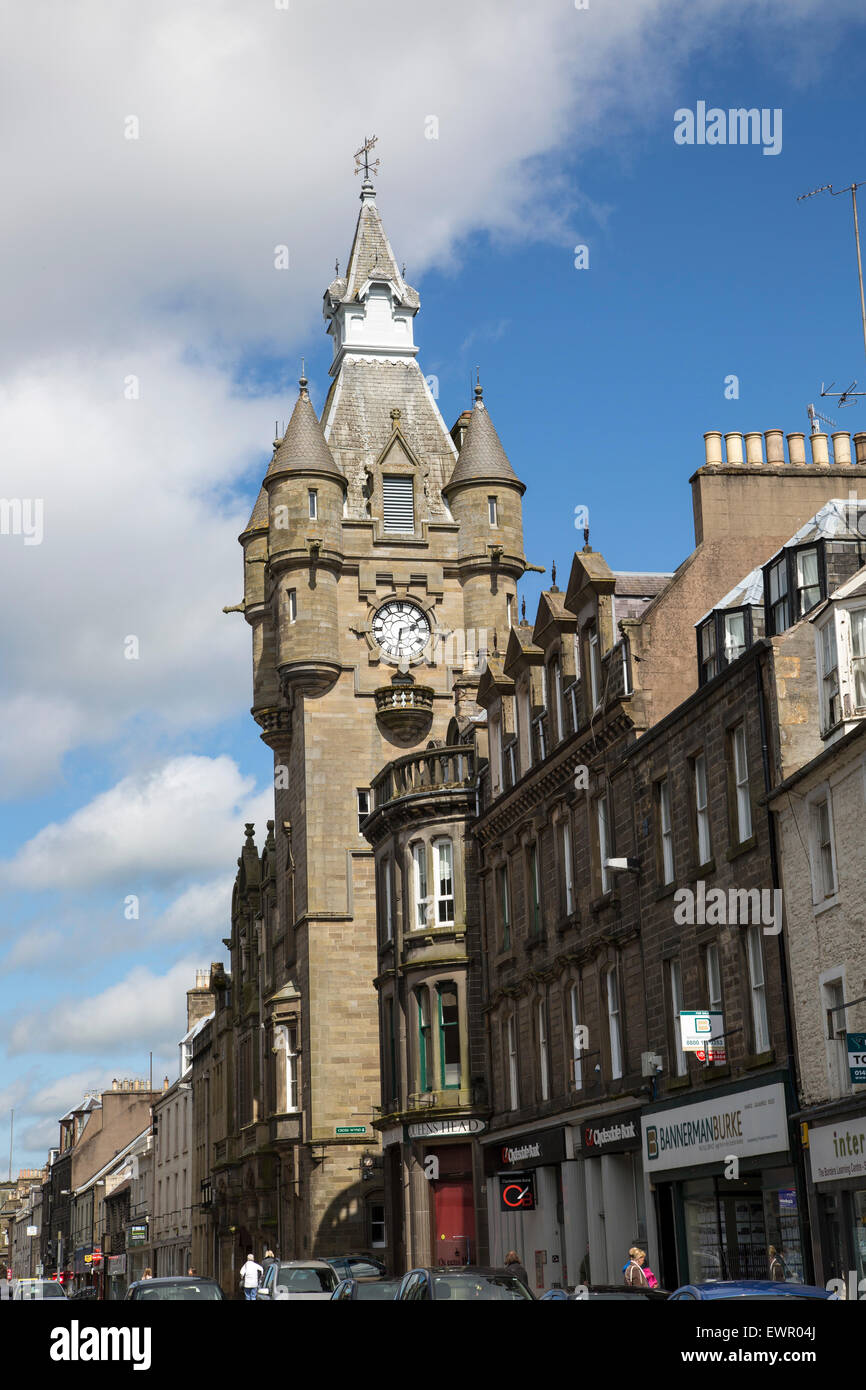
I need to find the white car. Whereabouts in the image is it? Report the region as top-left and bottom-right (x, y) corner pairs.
(13, 1278), (68, 1300)
(257, 1259), (340, 1301)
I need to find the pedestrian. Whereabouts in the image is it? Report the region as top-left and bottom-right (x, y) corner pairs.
(262, 1248), (278, 1278)
(187, 1267), (196, 1277)
(503, 1250), (529, 1287)
(142, 1268), (153, 1280)
(578, 1242), (591, 1286)
(768, 1245), (788, 1282)
(624, 1246), (649, 1288)
(239, 1251), (263, 1301)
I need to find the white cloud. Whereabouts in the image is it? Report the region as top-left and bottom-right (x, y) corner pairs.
(1, 755), (272, 889)
(153, 875), (236, 940)
(8, 959), (202, 1057)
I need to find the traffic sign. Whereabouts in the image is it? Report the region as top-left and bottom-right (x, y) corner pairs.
(336, 1125), (367, 1135)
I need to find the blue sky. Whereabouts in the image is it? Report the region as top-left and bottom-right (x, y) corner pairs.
(2, 0), (865, 1167)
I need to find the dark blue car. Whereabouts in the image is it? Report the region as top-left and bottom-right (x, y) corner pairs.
(669, 1280), (837, 1300)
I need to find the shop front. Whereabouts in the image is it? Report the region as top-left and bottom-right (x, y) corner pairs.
(105, 1253), (127, 1300)
(381, 1116), (487, 1272)
(807, 1110), (866, 1292)
(570, 1107), (646, 1287)
(483, 1125), (570, 1294)
(642, 1076), (803, 1288)
(125, 1220), (150, 1285)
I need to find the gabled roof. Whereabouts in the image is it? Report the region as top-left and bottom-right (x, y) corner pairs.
(503, 621), (543, 678)
(442, 387), (524, 498)
(476, 653), (515, 708)
(564, 548), (616, 612)
(533, 589), (576, 645)
(265, 379), (345, 485)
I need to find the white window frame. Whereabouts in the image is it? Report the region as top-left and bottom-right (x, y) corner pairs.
(356, 788), (370, 835)
(658, 777), (674, 885)
(488, 495), (499, 527)
(506, 1013), (519, 1111)
(570, 982), (583, 1090)
(808, 788), (838, 907)
(434, 839), (455, 926)
(537, 997), (550, 1102)
(287, 588), (297, 624)
(276, 1023), (299, 1112)
(669, 958), (687, 1076)
(308, 488), (318, 521)
(732, 723), (752, 843)
(819, 970), (850, 1100)
(412, 842), (429, 929)
(561, 818), (574, 916)
(597, 793), (611, 895)
(607, 966), (623, 1080)
(694, 754), (711, 866)
(849, 604), (866, 712)
(746, 926), (769, 1054)
(818, 616), (841, 731)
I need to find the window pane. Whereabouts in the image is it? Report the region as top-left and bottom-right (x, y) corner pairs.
(724, 612), (746, 662)
(436, 842), (454, 923)
(439, 986), (460, 1087)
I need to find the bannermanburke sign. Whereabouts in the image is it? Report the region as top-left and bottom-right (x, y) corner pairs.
(642, 1082), (787, 1172)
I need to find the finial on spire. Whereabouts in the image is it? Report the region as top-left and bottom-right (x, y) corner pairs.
(521, 596), (526, 622)
(583, 525), (590, 550)
(335, 258), (340, 277)
(299, 360), (309, 398)
(474, 366), (483, 406)
(354, 134), (380, 181)
(551, 560), (557, 587)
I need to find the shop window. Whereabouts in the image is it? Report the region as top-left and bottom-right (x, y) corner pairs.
(746, 927), (769, 1054)
(417, 987), (433, 1093)
(369, 1201), (386, 1249)
(434, 840), (455, 925)
(437, 983), (460, 1088)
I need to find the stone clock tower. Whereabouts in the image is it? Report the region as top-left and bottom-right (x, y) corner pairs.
(233, 165), (526, 1262)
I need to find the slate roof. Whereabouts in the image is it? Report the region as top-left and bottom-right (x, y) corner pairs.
(326, 184), (419, 309)
(266, 383), (345, 484)
(443, 389), (525, 497)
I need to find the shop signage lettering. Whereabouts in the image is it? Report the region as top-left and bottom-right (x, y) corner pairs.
(408, 1117), (486, 1139)
(483, 1127), (567, 1175)
(580, 1110), (641, 1155)
(642, 1083), (787, 1173)
(809, 1117), (866, 1184)
(847, 1034), (866, 1086)
(499, 1174), (536, 1211)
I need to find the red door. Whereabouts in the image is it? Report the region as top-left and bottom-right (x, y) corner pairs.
(430, 1146), (475, 1266)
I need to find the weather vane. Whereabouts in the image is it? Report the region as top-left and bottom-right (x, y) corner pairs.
(354, 134), (380, 179)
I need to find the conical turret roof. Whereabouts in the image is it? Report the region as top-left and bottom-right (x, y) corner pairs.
(265, 378), (345, 485)
(442, 386), (525, 498)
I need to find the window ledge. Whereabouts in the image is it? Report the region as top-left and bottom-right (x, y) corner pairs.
(695, 858), (716, 877)
(726, 834), (758, 862)
(655, 881), (678, 902)
(590, 891), (617, 914)
(665, 1072), (691, 1091)
(743, 1048), (775, 1070)
(813, 894), (840, 918)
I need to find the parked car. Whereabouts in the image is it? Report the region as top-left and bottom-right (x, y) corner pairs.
(125, 1276), (225, 1301)
(69, 1286), (100, 1300)
(395, 1266), (535, 1301)
(540, 1283), (668, 1301)
(322, 1255), (387, 1282)
(257, 1259), (340, 1301)
(331, 1276), (402, 1301)
(669, 1280), (837, 1300)
(12, 1278), (68, 1300)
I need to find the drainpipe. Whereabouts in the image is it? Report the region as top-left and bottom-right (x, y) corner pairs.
(755, 654), (812, 1281)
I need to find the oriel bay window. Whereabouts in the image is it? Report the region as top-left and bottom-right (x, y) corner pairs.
(434, 839), (455, 925)
(437, 983), (461, 1088)
(416, 987), (433, 1093)
(412, 842), (429, 929)
(275, 1022), (299, 1112)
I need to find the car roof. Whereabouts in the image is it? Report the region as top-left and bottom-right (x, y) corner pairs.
(130, 1276), (219, 1286)
(407, 1266), (524, 1277)
(677, 1280), (832, 1299)
(276, 1259), (336, 1270)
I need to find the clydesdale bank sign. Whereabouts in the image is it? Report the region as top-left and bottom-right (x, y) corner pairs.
(642, 1082), (787, 1172)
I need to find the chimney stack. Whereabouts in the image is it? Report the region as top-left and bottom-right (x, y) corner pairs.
(832, 432), (852, 465)
(744, 431), (763, 464)
(724, 432), (744, 464)
(787, 432), (807, 465)
(764, 430), (785, 464)
(854, 432), (866, 466)
(187, 967), (215, 1033)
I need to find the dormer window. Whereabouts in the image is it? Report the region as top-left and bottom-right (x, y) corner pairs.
(851, 608), (866, 711)
(796, 547), (820, 615)
(700, 621), (718, 682)
(768, 557), (790, 633)
(723, 611), (746, 663)
(697, 607), (753, 685)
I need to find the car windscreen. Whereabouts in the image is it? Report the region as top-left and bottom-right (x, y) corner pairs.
(356, 1280), (401, 1300)
(278, 1267), (339, 1293)
(133, 1282), (223, 1300)
(432, 1274), (533, 1301)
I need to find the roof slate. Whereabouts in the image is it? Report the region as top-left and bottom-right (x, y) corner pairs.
(443, 393), (524, 496)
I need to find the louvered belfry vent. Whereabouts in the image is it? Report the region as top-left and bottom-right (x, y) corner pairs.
(382, 475), (414, 533)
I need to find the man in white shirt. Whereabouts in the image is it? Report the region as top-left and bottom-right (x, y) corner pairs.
(239, 1252), (263, 1301)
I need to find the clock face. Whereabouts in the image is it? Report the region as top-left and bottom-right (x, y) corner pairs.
(372, 600), (431, 660)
